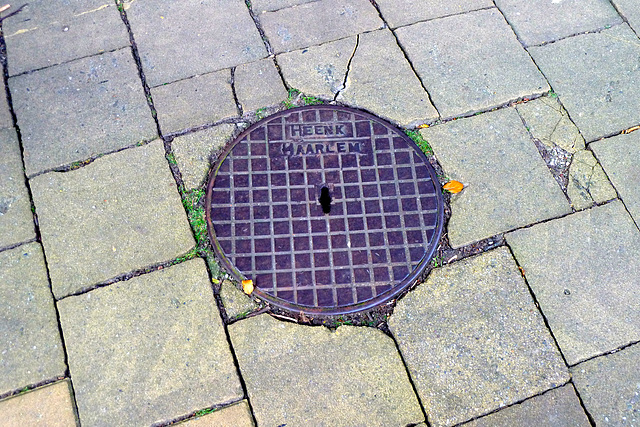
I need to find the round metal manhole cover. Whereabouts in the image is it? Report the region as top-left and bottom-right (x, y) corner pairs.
(206, 105), (444, 315)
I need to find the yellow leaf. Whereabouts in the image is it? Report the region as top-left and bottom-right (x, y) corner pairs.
(443, 180), (464, 193)
(242, 279), (254, 295)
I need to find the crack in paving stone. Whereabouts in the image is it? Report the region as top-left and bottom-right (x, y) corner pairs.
(333, 34), (359, 101)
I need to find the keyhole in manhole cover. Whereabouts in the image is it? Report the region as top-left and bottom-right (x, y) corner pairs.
(319, 186), (332, 214)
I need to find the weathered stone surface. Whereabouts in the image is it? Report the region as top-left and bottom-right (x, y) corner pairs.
(260, 0), (383, 53)
(180, 401), (254, 426)
(57, 259), (242, 427)
(592, 131), (640, 225)
(494, 0), (622, 47)
(376, 0), (493, 28)
(0, 64), (12, 129)
(572, 343), (640, 426)
(612, 0), (640, 34)
(0, 129), (35, 249)
(0, 381), (76, 426)
(152, 70), (238, 135)
(4, 0), (129, 76)
(567, 149), (617, 210)
(30, 142), (194, 299)
(172, 125), (236, 191)
(219, 280), (260, 320)
(337, 29), (439, 126)
(0, 243), (65, 395)
(389, 248), (569, 427)
(396, 9), (549, 118)
(235, 58), (288, 113)
(506, 201), (640, 365)
(9, 49), (157, 176)
(528, 25), (640, 142)
(230, 314), (424, 426)
(516, 96), (585, 153)
(252, 0), (316, 12)
(421, 107), (570, 248)
(277, 37), (355, 99)
(124, 0), (267, 87)
(462, 385), (590, 426)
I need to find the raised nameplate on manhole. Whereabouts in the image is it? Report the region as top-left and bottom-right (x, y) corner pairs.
(206, 105), (444, 315)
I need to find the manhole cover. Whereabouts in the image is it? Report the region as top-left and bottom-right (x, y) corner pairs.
(206, 105), (444, 315)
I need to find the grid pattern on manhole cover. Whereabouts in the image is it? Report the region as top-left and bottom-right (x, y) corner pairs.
(206, 105), (443, 315)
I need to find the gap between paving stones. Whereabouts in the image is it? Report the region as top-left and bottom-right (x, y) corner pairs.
(151, 397), (249, 427)
(522, 20), (626, 48)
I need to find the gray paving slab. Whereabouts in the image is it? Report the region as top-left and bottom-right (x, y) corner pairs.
(612, 0), (640, 34)
(592, 131), (640, 225)
(124, 0), (267, 87)
(229, 314), (424, 426)
(0, 381), (77, 426)
(234, 58), (288, 113)
(375, 0), (493, 28)
(0, 63), (13, 129)
(151, 70), (238, 135)
(421, 107), (570, 248)
(260, 0), (383, 53)
(396, 9), (549, 119)
(57, 259), (242, 427)
(3, 0), (129, 76)
(336, 29), (439, 126)
(179, 401), (254, 426)
(389, 248), (569, 427)
(528, 25), (640, 142)
(219, 279), (260, 320)
(0, 128), (35, 249)
(462, 385), (590, 427)
(567, 149), (617, 210)
(515, 96), (585, 154)
(506, 201), (640, 365)
(494, 0), (622, 47)
(277, 36), (355, 99)
(9, 48), (157, 176)
(572, 343), (640, 426)
(30, 141), (195, 299)
(0, 243), (66, 396)
(172, 125), (236, 191)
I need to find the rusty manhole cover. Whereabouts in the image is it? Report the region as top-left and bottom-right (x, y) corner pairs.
(206, 105), (444, 315)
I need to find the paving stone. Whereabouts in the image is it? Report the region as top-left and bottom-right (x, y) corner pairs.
(612, 0), (640, 34)
(0, 129), (35, 249)
(592, 131), (640, 225)
(0, 243), (66, 395)
(219, 279), (260, 320)
(515, 96), (585, 153)
(9, 49), (157, 176)
(571, 343), (640, 426)
(229, 314), (424, 426)
(30, 141), (195, 299)
(180, 401), (254, 426)
(389, 248), (569, 427)
(277, 36), (355, 99)
(337, 29), (439, 126)
(396, 9), (549, 119)
(567, 149), (617, 210)
(3, 0), (129, 76)
(152, 70), (238, 135)
(421, 107), (570, 248)
(462, 385), (590, 427)
(57, 259), (242, 427)
(494, 0), (622, 47)
(124, 0), (267, 87)
(528, 25), (640, 142)
(251, 0), (316, 12)
(506, 201), (640, 365)
(375, 0), (493, 28)
(234, 58), (288, 113)
(260, 0), (383, 54)
(172, 125), (236, 191)
(0, 381), (76, 426)
(0, 63), (13, 129)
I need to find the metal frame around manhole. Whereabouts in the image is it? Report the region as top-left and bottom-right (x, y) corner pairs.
(205, 105), (444, 316)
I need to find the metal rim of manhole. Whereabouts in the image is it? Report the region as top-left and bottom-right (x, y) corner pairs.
(205, 105), (444, 316)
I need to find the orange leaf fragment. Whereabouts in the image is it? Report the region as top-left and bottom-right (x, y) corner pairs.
(443, 180), (464, 193)
(242, 279), (254, 295)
